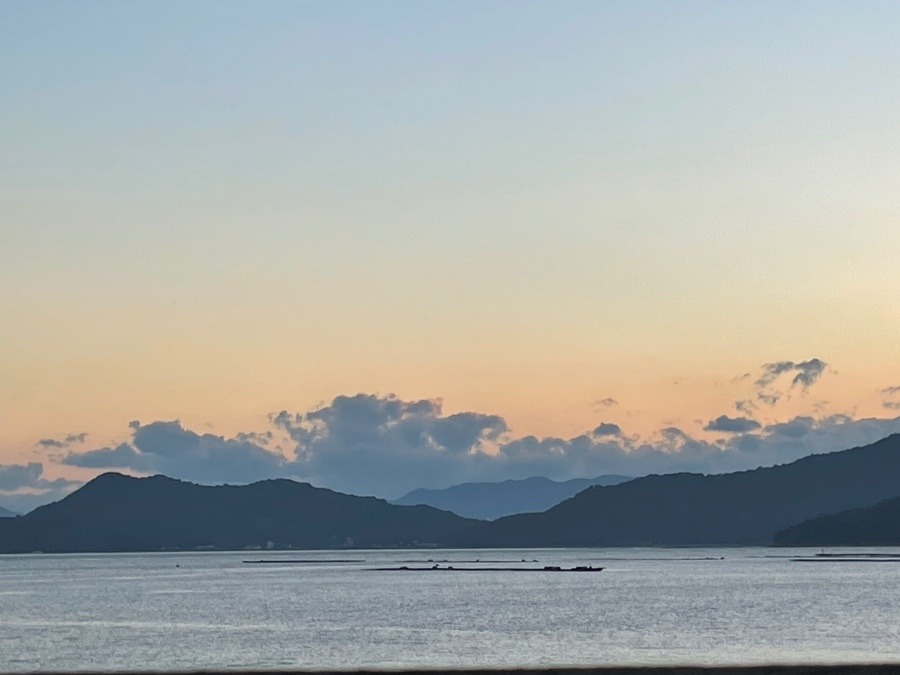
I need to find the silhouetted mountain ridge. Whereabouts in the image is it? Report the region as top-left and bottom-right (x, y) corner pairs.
(450, 434), (900, 546)
(393, 474), (632, 520)
(774, 496), (900, 546)
(0, 505), (18, 518)
(0, 472), (477, 553)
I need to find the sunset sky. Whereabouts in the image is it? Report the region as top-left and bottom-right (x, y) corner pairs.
(2, 1), (898, 511)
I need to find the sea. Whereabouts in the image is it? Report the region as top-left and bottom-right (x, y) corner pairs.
(1, 547), (899, 672)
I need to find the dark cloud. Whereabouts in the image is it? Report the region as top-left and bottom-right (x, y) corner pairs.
(593, 398), (618, 408)
(704, 416), (762, 434)
(882, 386), (900, 395)
(62, 443), (153, 471)
(737, 359), (829, 413)
(734, 400), (755, 414)
(0, 462), (79, 494)
(0, 463), (44, 491)
(884, 401), (900, 411)
(36, 432), (87, 449)
(764, 416), (815, 439)
(592, 423), (622, 437)
(430, 412), (507, 452)
(791, 358), (828, 389)
(235, 431), (273, 445)
(754, 362), (796, 388)
(756, 359), (828, 392)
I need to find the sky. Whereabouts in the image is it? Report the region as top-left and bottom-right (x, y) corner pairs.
(2, 1), (899, 512)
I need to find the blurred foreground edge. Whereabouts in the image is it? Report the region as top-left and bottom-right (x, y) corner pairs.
(18, 667), (900, 675)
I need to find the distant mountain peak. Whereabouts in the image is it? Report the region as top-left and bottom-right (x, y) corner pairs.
(393, 474), (633, 520)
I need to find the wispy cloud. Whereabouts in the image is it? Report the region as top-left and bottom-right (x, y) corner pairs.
(882, 386), (900, 411)
(37, 432), (88, 449)
(755, 359), (828, 391)
(735, 357), (829, 413)
(592, 398), (618, 410)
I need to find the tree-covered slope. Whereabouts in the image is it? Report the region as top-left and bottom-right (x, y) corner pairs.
(451, 434), (900, 547)
(0, 473), (477, 553)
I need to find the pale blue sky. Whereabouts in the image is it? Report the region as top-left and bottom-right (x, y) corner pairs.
(2, 2), (898, 496)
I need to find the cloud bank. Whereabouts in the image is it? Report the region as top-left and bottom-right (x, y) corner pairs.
(2, 357), (890, 509)
(51, 393), (900, 501)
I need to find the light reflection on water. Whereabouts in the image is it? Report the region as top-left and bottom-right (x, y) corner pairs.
(1, 547), (899, 672)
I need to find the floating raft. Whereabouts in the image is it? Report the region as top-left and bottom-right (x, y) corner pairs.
(373, 565), (604, 572)
(398, 559), (539, 564)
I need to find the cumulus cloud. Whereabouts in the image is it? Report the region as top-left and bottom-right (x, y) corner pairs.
(704, 415), (762, 434)
(271, 394), (508, 496)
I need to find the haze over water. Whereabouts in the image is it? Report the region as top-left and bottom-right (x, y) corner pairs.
(2, 548), (899, 671)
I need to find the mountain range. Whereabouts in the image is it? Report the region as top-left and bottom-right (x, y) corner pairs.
(0, 505), (18, 518)
(448, 433), (900, 547)
(2, 433), (899, 552)
(393, 474), (632, 520)
(0, 473), (474, 553)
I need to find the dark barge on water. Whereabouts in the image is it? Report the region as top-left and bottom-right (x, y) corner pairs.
(373, 565), (604, 572)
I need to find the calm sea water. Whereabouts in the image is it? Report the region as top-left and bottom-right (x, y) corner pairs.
(1, 547), (899, 672)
